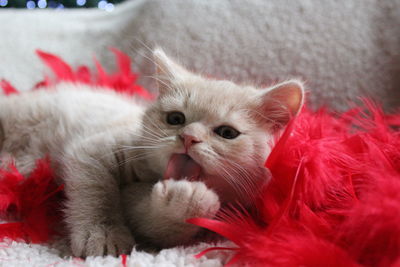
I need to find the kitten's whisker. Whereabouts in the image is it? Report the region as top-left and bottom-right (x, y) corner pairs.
(226, 158), (256, 185)
(200, 149), (246, 193)
(158, 136), (177, 142)
(217, 164), (249, 201)
(106, 140), (169, 164)
(132, 38), (154, 55)
(115, 141), (164, 152)
(201, 147), (219, 157)
(139, 120), (167, 139)
(114, 154), (153, 168)
(224, 158), (261, 204)
(131, 41), (176, 82)
(131, 39), (186, 97)
(137, 125), (164, 140)
(145, 75), (175, 93)
(142, 114), (169, 137)
(111, 148), (161, 168)
(212, 152), (258, 205)
(133, 38), (184, 84)
(120, 145), (164, 150)
(121, 141), (161, 150)
(129, 39), (157, 65)
(212, 159), (239, 189)
(125, 131), (162, 143)
(243, 107), (289, 127)
(101, 138), (163, 159)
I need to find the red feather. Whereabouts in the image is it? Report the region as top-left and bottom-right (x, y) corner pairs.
(36, 50), (75, 81)
(190, 100), (400, 267)
(1, 79), (19, 95)
(35, 48), (154, 100)
(0, 158), (63, 243)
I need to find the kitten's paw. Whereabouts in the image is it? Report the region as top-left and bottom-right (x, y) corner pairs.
(151, 179), (220, 221)
(71, 224), (134, 257)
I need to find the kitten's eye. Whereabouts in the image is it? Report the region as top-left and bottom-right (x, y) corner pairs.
(214, 126), (240, 139)
(166, 111), (186, 125)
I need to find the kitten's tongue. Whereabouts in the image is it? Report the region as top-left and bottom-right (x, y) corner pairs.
(163, 154), (202, 180)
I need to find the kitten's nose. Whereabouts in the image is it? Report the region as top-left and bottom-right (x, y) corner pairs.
(180, 133), (201, 151)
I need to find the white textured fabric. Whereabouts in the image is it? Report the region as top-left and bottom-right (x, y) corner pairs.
(0, 0), (399, 110)
(0, 239), (229, 266)
(0, 0), (398, 266)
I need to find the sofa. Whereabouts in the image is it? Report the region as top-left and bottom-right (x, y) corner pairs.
(0, 0), (399, 110)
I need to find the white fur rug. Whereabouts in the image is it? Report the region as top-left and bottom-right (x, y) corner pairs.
(0, 239), (230, 266)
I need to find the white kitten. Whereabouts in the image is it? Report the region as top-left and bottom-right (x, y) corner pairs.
(0, 49), (304, 256)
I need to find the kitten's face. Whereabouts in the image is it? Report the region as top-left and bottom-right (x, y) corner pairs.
(139, 49), (304, 204)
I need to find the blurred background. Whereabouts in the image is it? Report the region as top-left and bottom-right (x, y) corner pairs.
(0, 0), (397, 110)
(0, 0), (125, 10)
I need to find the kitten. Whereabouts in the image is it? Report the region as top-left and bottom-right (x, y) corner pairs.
(0, 49), (304, 257)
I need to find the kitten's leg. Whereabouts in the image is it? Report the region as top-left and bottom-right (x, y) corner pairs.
(62, 133), (135, 257)
(122, 179), (220, 248)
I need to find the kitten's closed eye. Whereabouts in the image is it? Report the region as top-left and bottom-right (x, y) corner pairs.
(166, 111), (185, 125)
(214, 126), (240, 139)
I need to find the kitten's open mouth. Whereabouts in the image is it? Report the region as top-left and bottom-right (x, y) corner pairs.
(163, 154), (203, 181)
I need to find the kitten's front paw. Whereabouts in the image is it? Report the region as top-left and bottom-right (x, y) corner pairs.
(152, 179), (220, 222)
(71, 224), (134, 257)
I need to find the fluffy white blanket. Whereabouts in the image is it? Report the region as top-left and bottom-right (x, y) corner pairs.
(0, 239), (230, 266)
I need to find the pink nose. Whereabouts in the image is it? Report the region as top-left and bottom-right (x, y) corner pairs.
(180, 133), (201, 151)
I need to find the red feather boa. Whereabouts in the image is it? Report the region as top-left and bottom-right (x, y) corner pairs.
(0, 158), (63, 243)
(190, 101), (400, 266)
(1, 50), (399, 266)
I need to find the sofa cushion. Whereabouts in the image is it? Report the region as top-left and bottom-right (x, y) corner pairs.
(0, 0), (398, 110)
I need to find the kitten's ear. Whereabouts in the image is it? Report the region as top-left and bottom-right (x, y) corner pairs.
(153, 48), (190, 95)
(257, 80), (304, 129)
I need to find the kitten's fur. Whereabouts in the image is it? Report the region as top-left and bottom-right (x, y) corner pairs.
(0, 49), (304, 257)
